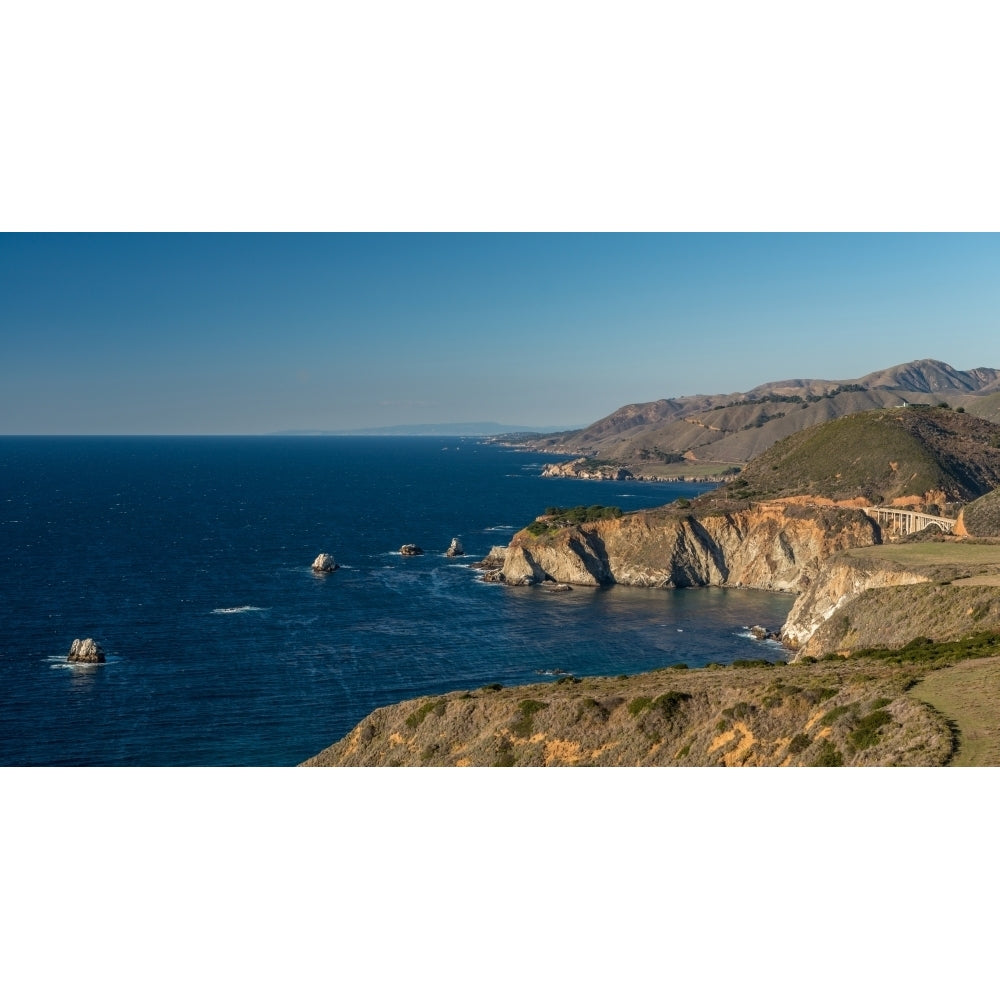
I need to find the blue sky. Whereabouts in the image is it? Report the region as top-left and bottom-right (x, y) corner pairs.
(3, 232), (1000, 434)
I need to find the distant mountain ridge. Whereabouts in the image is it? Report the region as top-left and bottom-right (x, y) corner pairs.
(530, 359), (1000, 466)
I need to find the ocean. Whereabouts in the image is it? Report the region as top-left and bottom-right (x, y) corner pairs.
(0, 436), (793, 766)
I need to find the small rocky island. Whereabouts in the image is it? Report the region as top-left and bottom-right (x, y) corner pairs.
(67, 638), (105, 663)
(311, 553), (338, 572)
(445, 537), (464, 557)
(400, 544), (424, 556)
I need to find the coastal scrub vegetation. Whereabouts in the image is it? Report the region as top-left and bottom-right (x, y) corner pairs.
(304, 647), (971, 767)
(524, 504), (624, 535)
(511, 699), (549, 737)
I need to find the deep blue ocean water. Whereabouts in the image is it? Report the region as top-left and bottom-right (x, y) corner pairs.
(0, 436), (793, 766)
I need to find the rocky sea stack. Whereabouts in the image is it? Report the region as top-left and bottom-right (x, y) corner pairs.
(400, 544), (424, 556)
(311, 553), (338, 572)
(67, 638), (105, 663)
(445, 537), (464, 557)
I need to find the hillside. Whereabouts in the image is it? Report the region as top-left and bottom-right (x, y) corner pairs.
(958, 487), (1000, 537)
(301, 655), (955, 767)
(698, 407), (1000, 511)
(527, 359), (1000, 472)
(783, 539), (1000, 657)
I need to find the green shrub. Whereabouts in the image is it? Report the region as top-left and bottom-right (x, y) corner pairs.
(652, 691), (692, 718)
(628, 697), (653, 716)
(853, 632), (1000, 665)
(849, 709), (892, 750)
(788, 733), (812, 754)
(405, 699), (447, 729)
(511, 699), (548, 738)
(811, 740), (844, 766)
(523, 505), (624, 535)
(820, 704), (853, 726)
(481, 682), (503, 692)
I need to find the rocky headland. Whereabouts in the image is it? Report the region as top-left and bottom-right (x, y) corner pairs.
(494, 502), (879, 593)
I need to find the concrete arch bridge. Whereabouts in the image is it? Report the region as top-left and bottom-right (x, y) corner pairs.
(863, 507), (957, 536)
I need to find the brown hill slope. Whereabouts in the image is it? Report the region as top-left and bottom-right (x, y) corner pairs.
(531, 359), (1000, 467)
(301, 658), (954, 767)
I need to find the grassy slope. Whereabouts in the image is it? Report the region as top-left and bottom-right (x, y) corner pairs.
(793, 540), (1000, 659)
(961, 488), (1000, 537)
(725, 408), (1000, 506)
(909, 659), (1000, 766)
(302, 657), (955, 767)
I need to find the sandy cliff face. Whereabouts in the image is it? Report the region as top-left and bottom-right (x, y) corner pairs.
(500, 503), (880, 593)
(782, 559), (931, 655)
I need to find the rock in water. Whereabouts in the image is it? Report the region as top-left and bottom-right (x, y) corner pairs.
(445, 537), (464, 557)
(311, 553), (338, 572)
(400, 544), (424, 556)
(67, 638), (105, 663)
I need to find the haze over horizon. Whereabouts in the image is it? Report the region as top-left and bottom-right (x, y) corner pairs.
(3, 233), (1000, 436)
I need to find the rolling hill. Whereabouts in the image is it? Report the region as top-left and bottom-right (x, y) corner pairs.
(527, 359), (1000, 469)
(696, 406), (1000, 511)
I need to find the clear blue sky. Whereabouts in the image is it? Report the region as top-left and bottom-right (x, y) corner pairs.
(3, 233), (1000, 434)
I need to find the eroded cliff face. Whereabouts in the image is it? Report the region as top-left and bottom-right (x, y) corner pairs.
(499, 502), (881, 593)
(782, 558), (931, 656)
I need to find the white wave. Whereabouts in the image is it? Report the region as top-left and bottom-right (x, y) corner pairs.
(485, 525), (516, 531)
(212, 605), (266, 614)
(47, 654), (118, 669)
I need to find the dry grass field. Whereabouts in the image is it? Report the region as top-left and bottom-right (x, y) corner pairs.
(909, 657), (1000, 765)
(842, 539), (1000, 573)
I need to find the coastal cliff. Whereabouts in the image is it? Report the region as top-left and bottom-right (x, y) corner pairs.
(497, 502), (880, 593)
(782, 542), (1000, 658)
(782, 556), (931, 655)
